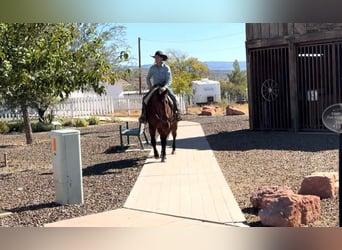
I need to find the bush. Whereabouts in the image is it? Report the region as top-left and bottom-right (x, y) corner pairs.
(0, 121), (9, 134)
(74, 118), (88, 127)
(31, 122), (54, 132)
(60, 118), (73, 127)
(88, 116), (99, 126)
(8, 120), (24, 133)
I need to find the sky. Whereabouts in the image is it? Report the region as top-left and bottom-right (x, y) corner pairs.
(121, 23), (246, 66)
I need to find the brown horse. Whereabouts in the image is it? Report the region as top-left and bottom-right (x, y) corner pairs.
(146, 86), (178, 162)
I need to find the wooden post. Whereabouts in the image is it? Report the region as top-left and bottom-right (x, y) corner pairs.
(339, 134), (342, 227)
(119, 125), (123, 148)
(126, 122), (130, 145)
(246, 50), (254, 130)
(4, 153), (7, 167)
(138, 37), (142, 95)
(288, 36), (299, 132)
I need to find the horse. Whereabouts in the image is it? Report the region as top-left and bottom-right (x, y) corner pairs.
(145, 86), (178, 162)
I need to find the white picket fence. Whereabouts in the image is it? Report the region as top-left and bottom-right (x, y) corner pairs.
(0, 109), (23, 121)
(0, 94), (187, 121)
(51, 95), (117, 118)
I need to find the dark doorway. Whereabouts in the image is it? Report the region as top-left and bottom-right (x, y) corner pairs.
(249, 46), (291, 130)
(296, 42), (342, 131)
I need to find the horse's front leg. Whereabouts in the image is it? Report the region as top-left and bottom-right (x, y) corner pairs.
(149, 129), (159, 159)
(171, 123), (177, 154)
(171, 128), (177, 155)
(160, 136), (167, 162)
(171, 137), (176, 155)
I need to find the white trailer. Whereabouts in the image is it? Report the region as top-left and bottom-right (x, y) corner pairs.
(191, 78), (221, 105)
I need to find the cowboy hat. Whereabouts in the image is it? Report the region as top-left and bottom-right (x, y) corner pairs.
(152, 50), (168, 61)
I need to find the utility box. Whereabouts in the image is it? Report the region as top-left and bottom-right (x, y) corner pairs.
(51, 129), (83, 205)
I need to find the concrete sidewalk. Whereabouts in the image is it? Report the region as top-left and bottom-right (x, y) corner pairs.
(45, 121), (247, 227)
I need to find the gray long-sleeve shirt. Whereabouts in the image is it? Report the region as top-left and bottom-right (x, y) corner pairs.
(146, 63), (172, 89)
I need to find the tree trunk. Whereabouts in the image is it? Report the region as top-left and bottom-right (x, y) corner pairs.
(21, 105), (34, 144)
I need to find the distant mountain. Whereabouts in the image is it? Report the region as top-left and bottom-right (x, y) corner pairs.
(141, 64), (152, 69)
(141, 61), (246, 71)
(124, 61), (246, 89)
(204, 61), (246, 71)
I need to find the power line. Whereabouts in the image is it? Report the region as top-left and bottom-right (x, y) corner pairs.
(184, 45), (246, 57)
(141, 31), (244, 43)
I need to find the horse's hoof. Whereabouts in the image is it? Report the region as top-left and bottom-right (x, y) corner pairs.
(171, 150), (175, 154)
(154, 155), (160, 159)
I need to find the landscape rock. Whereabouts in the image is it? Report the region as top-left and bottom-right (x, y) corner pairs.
(259, 193), (321, 227)
(200, 105), (220, 116)
(250, 185), (293, 209)
(200, 110), (213, 116)
(226, 105), (245, 115)
(250, 185), (321, 227)
(298, 172), (337, 198)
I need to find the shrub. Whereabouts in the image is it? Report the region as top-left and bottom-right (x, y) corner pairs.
(88, 116), (99, 126)
(74, 118), (88, 127)
(60, 118), (73, 127)
(8, 120), (24, 133)
(0, 121), (9, 134)
(31, 122), (54, 132)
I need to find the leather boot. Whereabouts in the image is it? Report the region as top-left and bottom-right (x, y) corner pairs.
(139, 104), (147, 123)
(174, 108), (182, 121)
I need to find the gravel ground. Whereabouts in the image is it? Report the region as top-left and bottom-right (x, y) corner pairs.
(0, 115), (339, 227)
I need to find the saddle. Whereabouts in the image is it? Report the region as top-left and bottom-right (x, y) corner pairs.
(144, 86), (173, 107)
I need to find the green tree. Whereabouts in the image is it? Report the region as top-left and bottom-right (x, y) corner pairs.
(227, 60), (247, 87)
(167, 50), (210, 94)
(0, 23), (130, 144)
(226, 59), (247, 95)
(34, 23), (130, 123)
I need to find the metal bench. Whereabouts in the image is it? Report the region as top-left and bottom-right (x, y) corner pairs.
(119, 121), (149, 150)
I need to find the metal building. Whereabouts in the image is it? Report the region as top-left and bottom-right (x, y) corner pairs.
(246, 23), (342, 131)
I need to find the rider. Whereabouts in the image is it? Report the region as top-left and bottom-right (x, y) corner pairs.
(139, 50), (181, 123)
